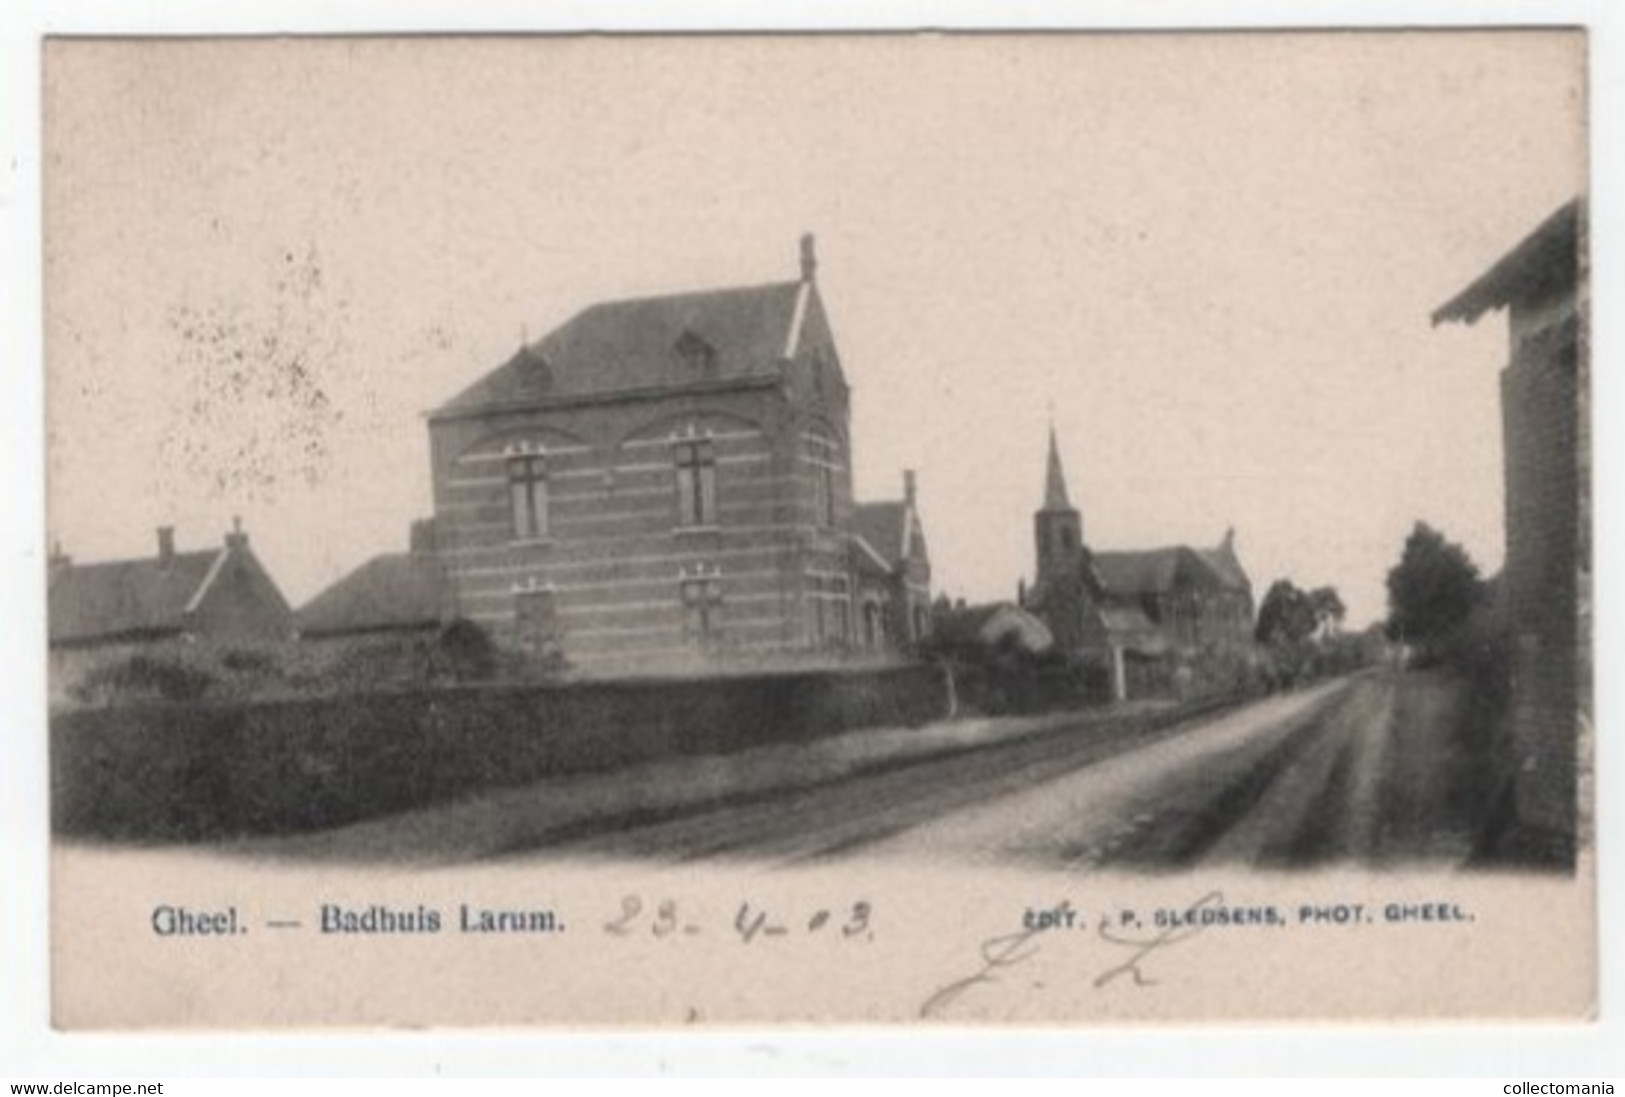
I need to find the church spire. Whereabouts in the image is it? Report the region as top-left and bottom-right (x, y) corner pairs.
(1034, 420), (1084, 584)
(1042, 424), (1073, 512)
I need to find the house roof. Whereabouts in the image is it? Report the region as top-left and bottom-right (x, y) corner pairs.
(1098, 603), (1167, 652)
(1196, 542), (1251, 591)
(853, 501), (908, 568)
(49, 550), (224, 645)
(1433, 199), (1584, 326)
(850, 533), (894, 579)
(296, 552), (448, 637)
(436, 279), (808, 414)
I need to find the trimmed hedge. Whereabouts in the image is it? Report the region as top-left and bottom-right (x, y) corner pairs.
(51, 664), (948, 842)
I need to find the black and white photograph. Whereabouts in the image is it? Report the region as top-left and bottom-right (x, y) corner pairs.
(34, 29), (1594, 1029)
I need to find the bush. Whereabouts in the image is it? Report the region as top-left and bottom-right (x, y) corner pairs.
(51, 663), (951, 840)
(220, 648), (277, 673)
(437, 619), (499, 682)
(70, 653), (218, 705)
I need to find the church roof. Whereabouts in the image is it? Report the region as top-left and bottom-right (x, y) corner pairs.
(1093, 547), (1187, 595)
(1042, 426), (1073, 511)
(49, 549), (224, 645)
(436, 279), (809, 414)
(296, 552), (448, 637)
(1094, 541), (1251, 597)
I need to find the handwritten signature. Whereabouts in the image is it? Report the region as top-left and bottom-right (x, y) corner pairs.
(919, 924), (1044, 1019)
(919, 891), (1225, 1018)
(1093, 890), (1224, 989)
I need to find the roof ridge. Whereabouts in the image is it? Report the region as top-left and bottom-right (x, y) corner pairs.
(568, 278), (802, 318)
(54, 547), (219, 572)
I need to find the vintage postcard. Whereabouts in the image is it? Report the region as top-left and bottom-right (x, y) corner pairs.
(42, 31), (1592, 1029)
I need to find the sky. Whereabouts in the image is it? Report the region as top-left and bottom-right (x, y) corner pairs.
(43, 32), (1585, 627)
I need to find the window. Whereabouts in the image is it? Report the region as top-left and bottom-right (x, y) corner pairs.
(681, 577), (724, 646)
(515, 585), (560, 656)
(507, 455), (548, 540)
(675, 331), (717, 376)
(812, 460), (836, 527)
(804, 432), (841, 527)
(674, 439), (717, 527)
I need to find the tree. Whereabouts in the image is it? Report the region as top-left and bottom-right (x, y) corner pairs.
(1255, 579), (1318, 647)
(1385, 522), (1485, 648)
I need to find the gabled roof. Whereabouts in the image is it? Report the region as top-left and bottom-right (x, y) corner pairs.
(853, 497), (929, 574)
(1093, 547), (1186, 595)
(296, 552), (448, 637)
(1196, 542), (1251, 591)
(49, 550), (223, 645)
(1094, 541), (1251, 597)
(1433, 198), (1584, 326)
(850, 532), (894, 579)
(853, 501), (907, 568)
(436, 280), (809, 414)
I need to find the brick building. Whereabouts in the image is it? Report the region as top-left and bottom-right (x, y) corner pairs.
(1024, 427), (1255, 700)
(1433, 198), (1588, 858)
(416, 236), (929, 674)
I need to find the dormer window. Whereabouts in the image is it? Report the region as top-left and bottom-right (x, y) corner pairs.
(674, 330), (717, 376)
(521, 350), (552, 392)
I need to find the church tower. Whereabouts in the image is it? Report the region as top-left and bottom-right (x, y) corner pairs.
(1034, 425), (1084, 584)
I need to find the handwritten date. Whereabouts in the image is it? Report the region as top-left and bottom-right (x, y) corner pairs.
(603, 895), (873, 944)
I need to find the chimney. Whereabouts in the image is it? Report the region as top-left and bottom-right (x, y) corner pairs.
(157, 526), (175, 564)
(800, 233), (817, 283)
(225, 515), (248, 551)
(903, 469), (917, 509)
(1222, 527), (1236, 553)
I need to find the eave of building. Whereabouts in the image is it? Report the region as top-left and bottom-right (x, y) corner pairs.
(784, 280), (812, 359)
(50, 625), (187, 650)
(851, 533), (895, 575)
(1432, 198), (1583, 327)
(426, 373), (786, 425)
(182, 547), (232, 614)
